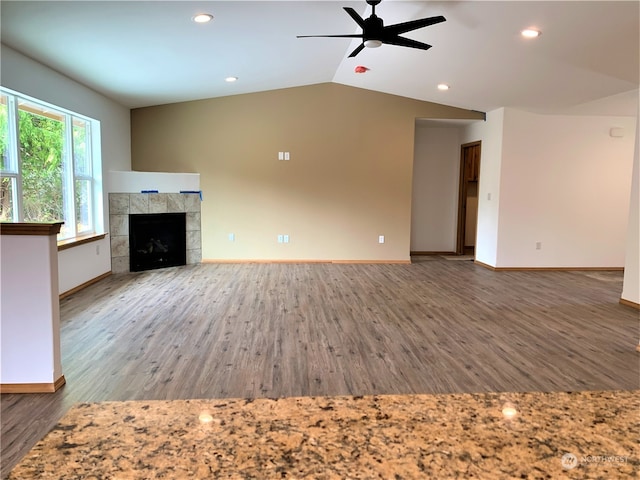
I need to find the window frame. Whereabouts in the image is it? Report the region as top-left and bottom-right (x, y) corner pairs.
(0, 87), (102, 241)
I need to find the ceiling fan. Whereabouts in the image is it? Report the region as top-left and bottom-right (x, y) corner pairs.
(297, 0), (446, 58)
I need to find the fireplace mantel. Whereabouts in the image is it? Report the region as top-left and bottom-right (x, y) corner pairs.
(109, 193), (201, 273)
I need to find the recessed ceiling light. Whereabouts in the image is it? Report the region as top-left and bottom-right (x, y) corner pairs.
(193, 13), (213, 23)
(521, 28), (541, 38)
(225, 76), (238, 83)
(437, 84), (450, 91)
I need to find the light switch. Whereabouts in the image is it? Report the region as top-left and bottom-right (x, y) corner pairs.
(277, 234), (284, 243)
(278, 152), (284, 161)
(378, 235), (385, 244)
(283, 234), (289, 243)
(284, 152), (290, 161)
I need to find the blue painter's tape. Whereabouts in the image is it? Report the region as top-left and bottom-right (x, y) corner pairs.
(141, 190), (159, 193)
(180, 190), (203, 201)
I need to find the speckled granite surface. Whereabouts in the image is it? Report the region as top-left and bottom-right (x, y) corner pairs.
(8, 390), (639, 479)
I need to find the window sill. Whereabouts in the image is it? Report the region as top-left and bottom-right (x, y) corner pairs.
(57, 233), (108, 252)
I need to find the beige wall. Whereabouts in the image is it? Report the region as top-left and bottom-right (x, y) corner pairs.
(131, 83), (483, 261)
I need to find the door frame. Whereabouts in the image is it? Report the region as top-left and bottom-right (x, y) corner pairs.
(456, 141), (481, 255)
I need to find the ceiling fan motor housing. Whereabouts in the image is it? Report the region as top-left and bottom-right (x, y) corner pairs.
(363, 14), (384, 42)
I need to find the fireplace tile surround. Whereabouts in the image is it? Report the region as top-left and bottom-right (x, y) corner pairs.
(109, 193), (201, 274)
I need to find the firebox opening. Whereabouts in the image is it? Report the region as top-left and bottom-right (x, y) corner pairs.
(129, 213), (186, 272)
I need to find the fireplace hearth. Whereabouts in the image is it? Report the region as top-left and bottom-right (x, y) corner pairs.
(109, 192), (201, 274)
(129, 213), (186, 272)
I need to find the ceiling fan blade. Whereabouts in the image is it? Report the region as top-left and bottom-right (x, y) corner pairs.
(348, 43), (366, 58)
(298, 4), (444, 57)
(384, 15), (446, 36)
(382, 36), (432, 51)
(343, 7), (366, 28)
(297, 34), (364, 39)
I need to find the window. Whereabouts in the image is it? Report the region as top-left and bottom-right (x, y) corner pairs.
(0, 88), (101, 241)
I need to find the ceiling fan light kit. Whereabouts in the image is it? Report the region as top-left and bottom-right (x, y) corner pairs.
(364, 39), (383, 49)
(297, 0), (446, 58)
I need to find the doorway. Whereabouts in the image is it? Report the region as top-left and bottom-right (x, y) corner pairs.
(456, 141), (481, 255)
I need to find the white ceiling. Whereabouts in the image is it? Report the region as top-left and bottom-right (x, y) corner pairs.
(1, 0), (638, 115)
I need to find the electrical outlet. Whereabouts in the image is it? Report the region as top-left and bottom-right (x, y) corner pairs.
(378, 235), (385, 244)
(228, 233), (235, 242)
(278, 234), (284, 243)
(283, 234), (289, 243)
(536, 241), (542, 250)
(284, 152), (290, 161)
(278, 152), (284, 161)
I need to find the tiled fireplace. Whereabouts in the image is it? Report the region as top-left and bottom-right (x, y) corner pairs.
(109, 193), (201, 274)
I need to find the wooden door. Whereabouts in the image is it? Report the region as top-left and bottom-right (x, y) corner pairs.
(456, 141), (481, 255)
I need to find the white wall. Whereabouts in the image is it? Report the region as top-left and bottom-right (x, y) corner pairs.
(460, 108), (636, 268)
(108, 171), (200, 194)
(461, 109), (505, 266)
(1, 45), (132, 293)
(57, 242), (112, 293)
(1, 233), (62, 385)
(411, 124), (461, 252)
(498, 109), (636, 267)
(621, 114), (639, 304)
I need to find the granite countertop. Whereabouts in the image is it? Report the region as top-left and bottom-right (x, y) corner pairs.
(8, 390), (639, 479)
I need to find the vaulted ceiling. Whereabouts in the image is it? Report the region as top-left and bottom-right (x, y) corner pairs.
(1, 1), (638, 115)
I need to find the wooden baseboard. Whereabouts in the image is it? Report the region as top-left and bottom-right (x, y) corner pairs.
(493, 267), (624, 272)
(202, 259), (330, 264)
(202, 259), (411, 264)
(1, 375), (66, 394)
(620, 298), (640, 310)
(474, 260), (495, 270)
(410, 251), (456, 256)
(60, 271), (112, 300)
(473, 261), (624, 272)
(331, 260), (411, 264)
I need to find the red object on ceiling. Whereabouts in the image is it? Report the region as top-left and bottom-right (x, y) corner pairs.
(354, 66), (369, 73)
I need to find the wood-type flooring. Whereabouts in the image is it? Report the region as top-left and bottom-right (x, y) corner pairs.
(2, 258), (638, 477)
